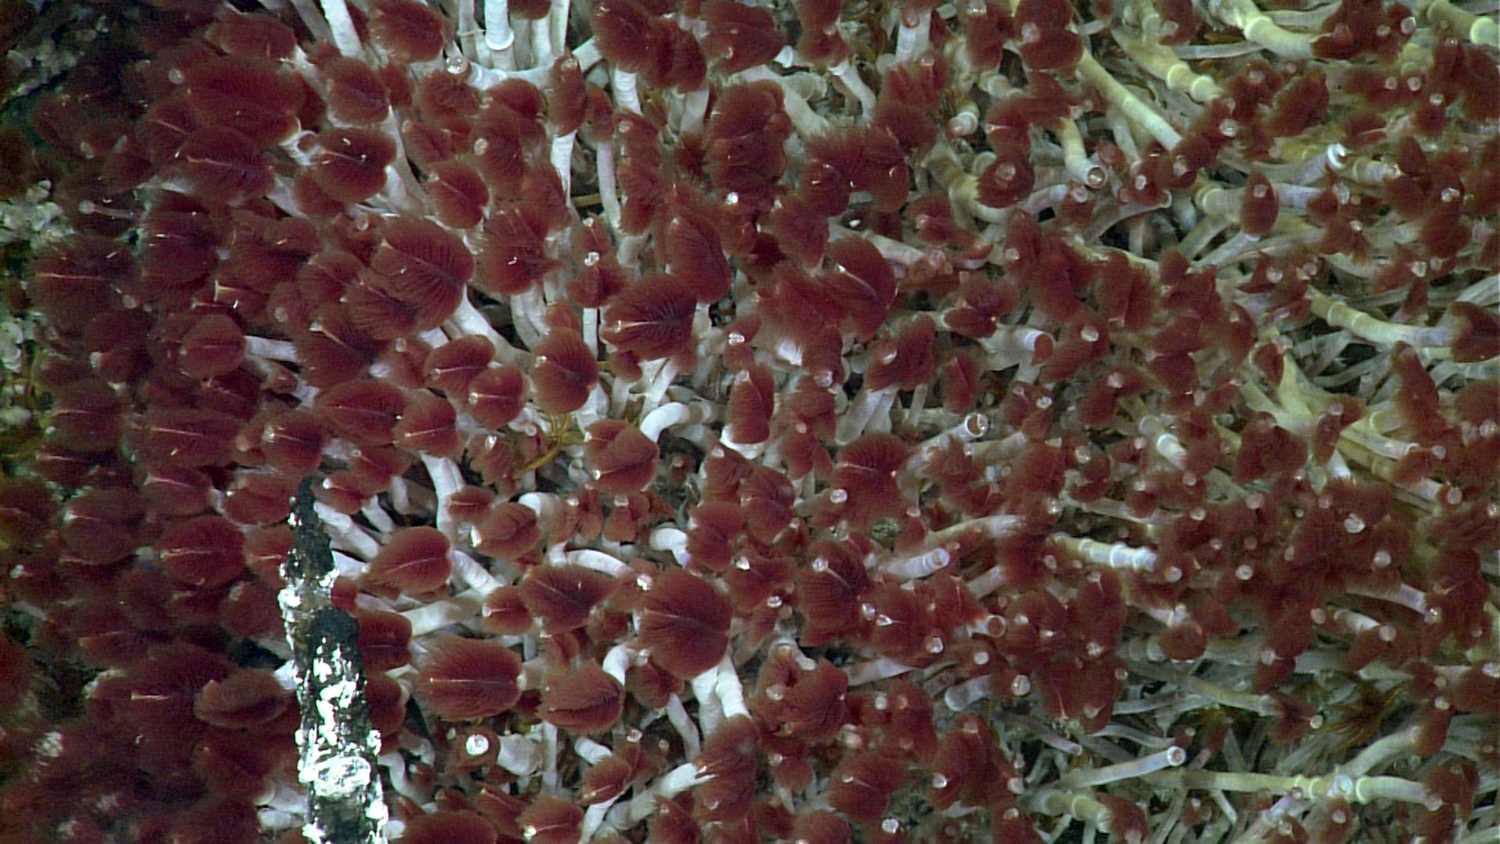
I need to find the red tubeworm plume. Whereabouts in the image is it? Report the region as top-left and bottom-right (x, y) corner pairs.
(881, 681), (939, 765)
(579, 754), (635, 805)
(647, 795), (697, 844)
(203, 11), (296, 60)
(762, 262), (843, 347)
(696, 715), (760, 820)
(318, 55), (391, 124)
(416, 69), (482, 123)
(867, 316), (938, 392)
(662, 202), (731, 305)
(520, 165), (573, 236)
(1450, 302), (1500, 362)
(180, 56), (303, 147)
(1268, 71), (1331, 139)
(473, 786), (531, 840)
(867, 581), (939, 665)
(540, 661), (625, 733)
(726, 363), (775, 445)
(518, 564), (614, 633)
(478, 206), (561, 295)
(47, 379), (124, 455)
(1012, 0), (1083, 70)
(1232, 413), (1306, 484)
(223, 471), (297, 525)
(781, 658), (850, 742)
(0, 478), (55, 549)
(686, 500), (745, 572)
(546, 57), (587, 135)
(193, 667), (291, 728)
(316, 379), (407, 446)
(0, 634), (33, 719)
(517, 795), (584, 844)
(568, 220), (629, 307)
(739, 465), (796, 543)
(309, 127), (396, 205)
(706, 82), (793, 202)
(467, 364), (529, 429)
(358, 609), (414, 671)
(168, 127), (272, 204)
(29, 235), (133, 334)
(483, 586), (533, 635)
(177, 313), (246, 379)
(474, 502), (542, 560)
(296, 247), (361, 308)
(701, 0), (785, 75)
(795, 539), (872, 645)
(139, 407), (243, 468)
(193, 724), (288, 799)
(424, 336), (495, 396)
(792, 811), (851, 844)
(400, 811), (499, 844)
(365, 526), (453, 595)
(602, 272), (698, 361)
(367, 217), (473, 329)
(395, 393), (463, 457)
(823, 238), (897, 339)
(586, 420), (659, 494)
(417, 636), (523, 721)
(833, 433), (910, 526)
(1239, 172), (1279, 237)
(798, 131), (856, 217)
(965, 1), (1015, 69)
(1390, 342), (1449, 444)
(766, 192), (830, 267)
(639, 567), (731, 679)
(723, 545), (793, 614)
(169, 798), (261, 844)
(369, 0), (450, 62)
(120, 641), (236, 739)
(469, 438), (519, 492)
(828, 751), (907, 824)
(795, 0), (848, 62)
(473, 105), (547, 201)
(589, 0), (665, 76)
(424, 161), (489, 230)
(533, 329), (600, 414)
(874, 58), (944, 159)
(156, 515), (245, 589)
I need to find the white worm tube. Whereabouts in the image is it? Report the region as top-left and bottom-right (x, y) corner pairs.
(566, 549), (632, 578)
(496, 733), (543, 776)
(880, 546), (951, 580)
(639, 400), (713, 442)
(421, 454), (465, 541)
(611, 763), (707, 827)
(401, 588), (484, 636)
(649, 526), (691, 566)
(1057, 536), (1160, 572)
(319, 0), (362, 56)
(1057, 746), (1187, 789)
(845, 655), (916, 686)
(690, 669), (724, 738)
(314, 502), (383, 560)
(714, 655), (749, 719)
(244, 336), (300, 362)
(601, 643), (636, 684)
(612, 66), (641, 114)
(484, 0), (516, 58)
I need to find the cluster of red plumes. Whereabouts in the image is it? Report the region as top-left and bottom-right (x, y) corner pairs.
(0, 0), (1497, 843)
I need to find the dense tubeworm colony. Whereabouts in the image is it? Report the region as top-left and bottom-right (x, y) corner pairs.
(0, 0), (1497, 843)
